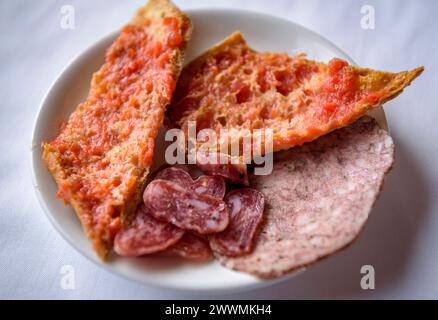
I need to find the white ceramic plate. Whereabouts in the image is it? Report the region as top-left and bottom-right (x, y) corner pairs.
(31, 8), (387, 294)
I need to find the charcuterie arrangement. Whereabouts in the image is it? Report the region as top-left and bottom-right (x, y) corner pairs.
(42, 0), (423, 278)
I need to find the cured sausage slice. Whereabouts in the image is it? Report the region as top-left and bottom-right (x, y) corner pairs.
(196, 152), (249, 185)
(192, 175), (226, 199)
(114, 205), (184, 257)
(155, 167), (193, 188)
(165, 233), (212, 259)
(210, 189), (265, 256)
(155, 167), (226, 198)
(143, 179), (229, 234)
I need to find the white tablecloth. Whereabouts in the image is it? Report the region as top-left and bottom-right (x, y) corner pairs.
(1, 0), (437, 299)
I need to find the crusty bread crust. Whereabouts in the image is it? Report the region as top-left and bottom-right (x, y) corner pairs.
(43, 0), (192, 260)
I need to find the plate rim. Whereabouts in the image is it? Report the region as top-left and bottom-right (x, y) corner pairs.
(30, 7), (388, 294)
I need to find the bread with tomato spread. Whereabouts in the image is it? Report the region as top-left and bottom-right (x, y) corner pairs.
(168, 31), (423, 155)
(42, 0), (192, 259)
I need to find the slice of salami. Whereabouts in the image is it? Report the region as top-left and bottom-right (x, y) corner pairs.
(156, 166), (226, 199)
(165, 233), (212, 260)
(144, 179), (230, 234)
(114, 205), (184, 257)
(191, 175), (226, 199)
(210, 189), (265, 257)
(196, 152), (249, 186)
(155, 167), (193, 188)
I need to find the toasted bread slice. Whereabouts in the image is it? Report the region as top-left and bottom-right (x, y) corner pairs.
(168, 32), (423, 154)
(42, 0), (192, 259)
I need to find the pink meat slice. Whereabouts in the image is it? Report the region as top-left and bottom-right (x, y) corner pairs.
(114, 205), (184, 257)
(210, 189), (265, 257)
(196, 152), (249, 185)
(165, 233), (213, 259)
(216, 117), (395, 278)
(143, 179), (229, 234)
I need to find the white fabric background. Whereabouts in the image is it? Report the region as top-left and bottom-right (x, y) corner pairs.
(1, 0), (437, 299)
